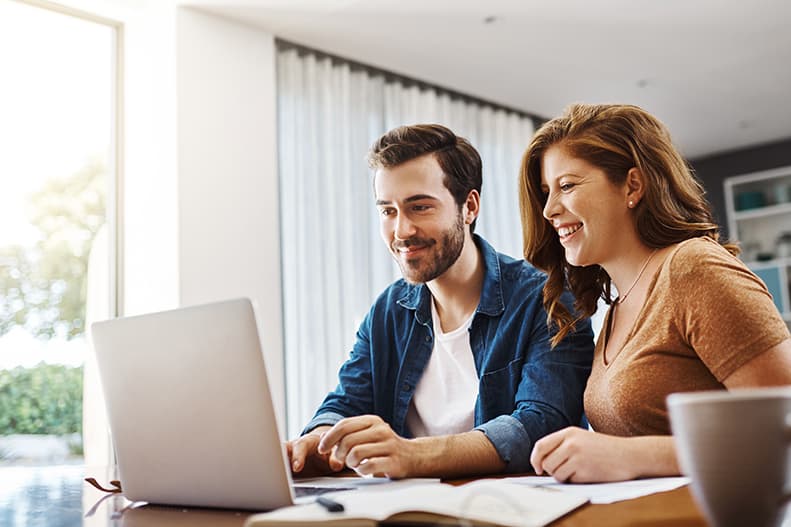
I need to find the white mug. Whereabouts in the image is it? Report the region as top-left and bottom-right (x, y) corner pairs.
(668, 388), (791, 527)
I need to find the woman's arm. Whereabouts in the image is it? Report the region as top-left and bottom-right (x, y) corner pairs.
(531, 339), (791, 483)
(529, 427), (678, 483)
(722, 338), (791, 387)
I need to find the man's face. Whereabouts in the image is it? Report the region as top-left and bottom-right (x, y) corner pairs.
(374, 154), (467, 284)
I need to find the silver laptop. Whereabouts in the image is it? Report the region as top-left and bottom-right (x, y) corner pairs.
(91, 298), (350, 510)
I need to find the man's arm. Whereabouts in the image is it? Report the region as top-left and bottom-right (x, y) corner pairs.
(289, 309), (378, 475)
(474, 289), (594, 473)
(301, 310), (377, 434)
(317, 415), (505, 478)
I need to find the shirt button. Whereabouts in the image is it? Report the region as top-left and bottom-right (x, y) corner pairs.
(402, 383), (411, 392)
(424, 335), (431, 342)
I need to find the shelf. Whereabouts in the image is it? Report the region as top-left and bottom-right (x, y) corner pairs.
(725, 166), (791, 324)
(732, 201), (791, 221)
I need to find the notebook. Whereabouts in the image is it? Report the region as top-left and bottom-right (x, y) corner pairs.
(90, 298), (364, 510)
(244, 479), (590, 527)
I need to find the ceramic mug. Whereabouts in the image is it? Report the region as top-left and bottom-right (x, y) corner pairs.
(668, 388), (791, 527)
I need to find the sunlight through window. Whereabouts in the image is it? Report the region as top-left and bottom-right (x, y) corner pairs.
(0, 0), (116, 468)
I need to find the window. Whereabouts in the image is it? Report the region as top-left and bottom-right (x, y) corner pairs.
(0, 0), (119, 467)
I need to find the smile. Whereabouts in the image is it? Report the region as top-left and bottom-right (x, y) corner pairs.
(398, 245), (427, 256)
(557, 223), (582, 239)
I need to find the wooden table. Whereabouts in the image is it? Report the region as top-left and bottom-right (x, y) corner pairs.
(549, 485), (704, 526)
(0, 464), (707, 526)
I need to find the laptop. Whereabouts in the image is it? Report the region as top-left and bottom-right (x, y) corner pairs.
(91, 297), (357, 510)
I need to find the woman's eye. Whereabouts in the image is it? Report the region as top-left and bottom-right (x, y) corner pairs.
(560, 183), (575, 191)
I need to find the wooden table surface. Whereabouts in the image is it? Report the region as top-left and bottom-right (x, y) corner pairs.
(0, 464), (708, 526)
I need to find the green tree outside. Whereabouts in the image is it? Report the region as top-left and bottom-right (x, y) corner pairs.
(0, 364), (83, 435)
(0, 159), (105, 438)
(0, 160), (105, 340)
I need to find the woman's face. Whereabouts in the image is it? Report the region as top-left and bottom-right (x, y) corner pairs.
(539, 144), (635, 268)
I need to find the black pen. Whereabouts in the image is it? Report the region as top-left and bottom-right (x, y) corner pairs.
(316, 495), (345, 513)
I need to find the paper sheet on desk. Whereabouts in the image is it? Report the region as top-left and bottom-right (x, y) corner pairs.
(293, 476), (441, 491)
(506, 476), (690, 504)
(291, 476), (443, 504)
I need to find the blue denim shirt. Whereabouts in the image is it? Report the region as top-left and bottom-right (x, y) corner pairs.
(305, 235), (594, 473)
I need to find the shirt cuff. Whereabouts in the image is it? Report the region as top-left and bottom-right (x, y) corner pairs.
(302, 412), (346, 436)
(474, 414), (533, 473)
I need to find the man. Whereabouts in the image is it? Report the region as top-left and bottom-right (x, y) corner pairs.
(287, 124), (593, 479)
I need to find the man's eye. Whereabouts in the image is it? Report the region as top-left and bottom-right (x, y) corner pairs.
(380, 209), (394, 216)
(412, 205), (430, 212)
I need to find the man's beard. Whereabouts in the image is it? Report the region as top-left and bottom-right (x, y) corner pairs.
(391, 213), (466, 284)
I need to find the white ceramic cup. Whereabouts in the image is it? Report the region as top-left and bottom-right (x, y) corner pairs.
(668, 388), (791, 527)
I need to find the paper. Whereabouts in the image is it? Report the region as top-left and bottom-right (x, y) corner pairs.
(293, 475), (440, 489)
(245, 479), (588, 527)
(505, 475), (690, 504)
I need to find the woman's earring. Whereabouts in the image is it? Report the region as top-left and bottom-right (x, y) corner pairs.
(628, 200), (634, 207)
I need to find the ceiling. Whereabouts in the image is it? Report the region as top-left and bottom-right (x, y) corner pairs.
(185, 0), (791, 159)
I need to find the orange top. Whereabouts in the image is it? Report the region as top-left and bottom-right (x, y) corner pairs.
(585, 237), (790, 436)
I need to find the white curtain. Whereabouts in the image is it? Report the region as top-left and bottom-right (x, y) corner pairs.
(277, 47), (535, 437)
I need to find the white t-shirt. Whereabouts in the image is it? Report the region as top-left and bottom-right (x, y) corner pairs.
(405, 300), (479, 437)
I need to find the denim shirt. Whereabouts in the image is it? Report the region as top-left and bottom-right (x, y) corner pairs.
(304, 235), (594, 473)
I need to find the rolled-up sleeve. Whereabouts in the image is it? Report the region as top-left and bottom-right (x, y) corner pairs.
(475, 290), (594, 473)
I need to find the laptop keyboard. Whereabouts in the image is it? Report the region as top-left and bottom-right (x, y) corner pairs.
(293, 486), (358, 498)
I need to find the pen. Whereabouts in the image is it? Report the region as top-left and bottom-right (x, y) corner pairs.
(316, 495), (345, 513)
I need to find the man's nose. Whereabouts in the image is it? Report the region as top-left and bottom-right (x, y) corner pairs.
(394, 214), (416, 240)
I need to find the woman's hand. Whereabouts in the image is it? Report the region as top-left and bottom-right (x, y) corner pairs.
(530, 427), (639, 483)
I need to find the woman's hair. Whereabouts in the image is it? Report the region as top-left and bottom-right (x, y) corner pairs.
(518, 103), (737, 346)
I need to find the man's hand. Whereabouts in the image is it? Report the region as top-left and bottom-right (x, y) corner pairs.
(317, 415), (416, 478)
(286, 425), (345, 478)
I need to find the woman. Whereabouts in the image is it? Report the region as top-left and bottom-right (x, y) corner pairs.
(520, 103), (791, 482)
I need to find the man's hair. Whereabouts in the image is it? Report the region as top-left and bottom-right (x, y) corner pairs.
(518, 103), (737, 346)
(367, 124), (482, 231)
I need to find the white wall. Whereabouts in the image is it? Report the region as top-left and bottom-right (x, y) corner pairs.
(123, 3), (180, 316)
(176, 8), (285, 429)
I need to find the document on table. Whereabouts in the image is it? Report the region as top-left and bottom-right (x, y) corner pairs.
(245, 479), (588, 527)
(505, 476), (690, 504)
(293, 475), (441, 489)
(291, 476), (443, 504)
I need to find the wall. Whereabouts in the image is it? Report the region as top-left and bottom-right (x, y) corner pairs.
(692, 138), (791, 239)
(176, 8), (285, 429)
